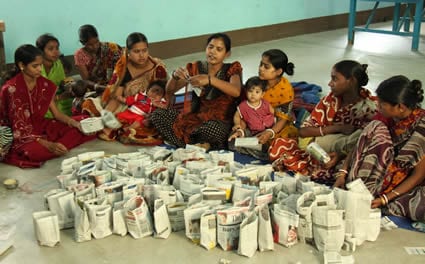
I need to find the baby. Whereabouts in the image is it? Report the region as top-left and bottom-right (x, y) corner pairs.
(229, 76), (275, 140)
(70, 80), (88, 115)
(116, 80), (168, 130)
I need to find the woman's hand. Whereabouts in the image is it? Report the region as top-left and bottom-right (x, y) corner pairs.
(256, 130), (273, 145)
(188, 74), (209, 87)
(323, 152), (339, 169)
(172, 67), (190, 80)
(333, 174), (346, 189)
(371, 197), (383, 209)
(38, 139), (68, 156)
(228, 130), (243, 141)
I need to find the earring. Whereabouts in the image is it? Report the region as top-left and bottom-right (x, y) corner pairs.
(20, 67), (24, 71)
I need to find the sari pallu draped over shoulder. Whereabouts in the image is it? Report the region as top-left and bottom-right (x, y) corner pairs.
(269, 88), (378, 185)
(174, 60), (242, 144)
(349, 109), (425, 196)
(0, 73), (96, 168)
(0, 74), (56, 148)
(82, 51), (167, 117)
(101, 51), (167, 109)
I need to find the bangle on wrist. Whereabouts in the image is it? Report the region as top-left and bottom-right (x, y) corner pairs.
(319, 126), (324, 136)
(236, 128), (245, 137)
(338, 169), (348, 175)
(266, 128), (275, 139)
(381, 194), (389, 206)
(391, 189), (400, 197)
(172, 70), (180, 80)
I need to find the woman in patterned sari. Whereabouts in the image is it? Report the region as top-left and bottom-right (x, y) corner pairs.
(271, 60), (378, 185)
(0, 45), (95, 168)
(229, 49), (297, 160)
(151, 33), (242, 150)
(83, 32), (167, 143)
(335, 75), (425, 221)
(74, 24), (122, 92)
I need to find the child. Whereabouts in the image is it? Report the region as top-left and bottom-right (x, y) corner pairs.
(70, 80), (88, 116)
(116, 80), (168, 131)
(229, 76), (275, 141)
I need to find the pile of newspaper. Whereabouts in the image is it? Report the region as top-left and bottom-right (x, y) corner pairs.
(35, 145), (382, 260)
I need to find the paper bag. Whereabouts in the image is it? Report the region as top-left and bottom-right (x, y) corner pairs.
(312, 205), (345, 252)
(238, 212), (258, 258)
(125, 196), (153, 239)
(200, 211), (217, 250)
(153, 199), (171, 239)
(74, 201), (91, 242)
(271, 204), (299, 247)
(257, 204), (274, 252)
(32, 211), (60, 247)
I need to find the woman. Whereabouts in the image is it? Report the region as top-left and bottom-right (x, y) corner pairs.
(335, 75), (425, 221)
(74, 24), (122, 91)
(271, 60), (378, 185)
(36, 33), (73, 117)
(151, 33), (242, 150)
(229, 49), (297, 160)
(0, 45), (95, 168)
(84, 32), (167, 142)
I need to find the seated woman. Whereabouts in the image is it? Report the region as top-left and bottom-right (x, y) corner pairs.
(151, 33), (242, 150)
(74, 24), (122, 92)
(271, 60), (378, 185)
(36, 33), (73, 117)
(335, 75), (425, 222)
(229, 49), (297, 160)
(83, 32), (167, 141)
(0, 45), (95, 168)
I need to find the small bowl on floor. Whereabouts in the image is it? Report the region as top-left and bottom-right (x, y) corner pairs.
(3, 178), (19, 190)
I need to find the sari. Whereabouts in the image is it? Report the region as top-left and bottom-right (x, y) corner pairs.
(83, 52), (167, 146)
(348, 110), (425, 221)
(74, 42), (122, 84)
(82, 53), (167, 117)
(270, 88), (378, 185)
(0, 73), (95, 168)
(42, 59), (73, 117)
(151, 61), (242, 150)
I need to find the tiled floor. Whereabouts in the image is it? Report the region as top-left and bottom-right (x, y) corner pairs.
(1, 22), (425, 264)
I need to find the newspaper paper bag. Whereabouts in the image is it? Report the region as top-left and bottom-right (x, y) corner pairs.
(271, 204), (299, 248)
(200, 211), (217, 250)
(312, 205), (345, 252)
(32, 211), (60, 247)
(153, 199), (171, 239)
(74, 201), (91, 242)
(257, 204), (274, 252)
(238, 212), (258, 258)
(125, 196), (153, 239)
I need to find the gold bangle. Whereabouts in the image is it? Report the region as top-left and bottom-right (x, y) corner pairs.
(380, 196), (386, 206)
(381, 194), (389, 206)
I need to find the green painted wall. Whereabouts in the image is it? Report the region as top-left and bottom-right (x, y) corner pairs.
(0, 0), (391, 63)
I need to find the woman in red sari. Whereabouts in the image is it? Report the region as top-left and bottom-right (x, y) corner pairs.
(335, 75), (425, 221)
(0, 44), (95, 168)
(270, 60), (378, 185)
